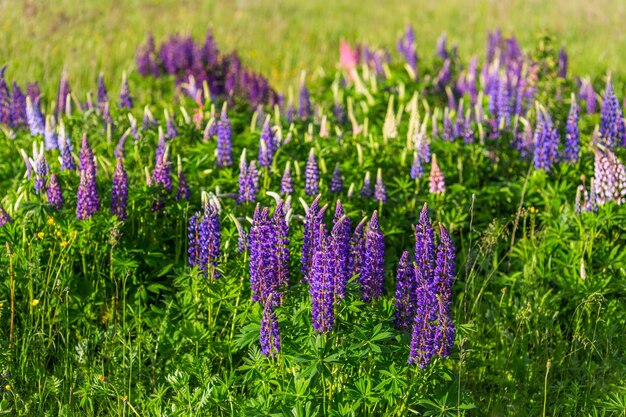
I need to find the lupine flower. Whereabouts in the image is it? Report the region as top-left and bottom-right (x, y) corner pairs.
(360, 211), (385, 302)
(111, 157), (128, 220)
(463, 114), (475, 144)
(394, 251), (416, 330)
(119, 72), (133, 109)
(431, 225), (456, 358)
(533, 109), (559, 171)
(176, 157), (190, 201)
(258, 117), (275, 167)
(497, 74), (511, 128)
(142, 106), (157, 131)
(188, 212), (202, 267)
(579, 77), (597, 114)
(436, 59), (451, 90)
(298, 80), (311, 119)
(26, 97), (45, 136)
(574, 186), (582, 215)
(584, 178), (599, 212)
(301, 196), (324, 281)
(260, 299), (281, 357)
(57, 71), (71, 116)
(429, 154), (445, 194)
(360, 172), (373, 198)
(10, 82), (27, 127)
(563, 96), (580, 163)
(330, 163), (344, 193)
(238, 150), (259, 204)
(305, 148), (319, 197)
(0, 201), (12, 227)
(273, 202), (290, 291)
(0, 66), (10, 125)
(76, 169), (100, 220)
(349, 217), (367, 278)
(235, 220), (248, 253)
(411, 152), (423, 179)
(217, 104), (233, 167)
(383, 97), (398, 140)
(309, 224), (335, 333)
(557, 47), (568, 78)
(59, 128), (76, 171)
(397, 25), (418, 75)
(594, 147), (626, 205)
(249, 205), (279, 303)
(80, 134), (96, 174)
(331, 201), (351, 301)
(200, 203), (221, 279)
(47, 173), (64, 210)
(34, 154), (49, 194)
(598, 78), (624, 149)
(97, 74), (109, 107)
(281, 162), (293, 195)
(165, 110), (178, 139)
(333, 100), (346, 124)
(374, 168), (387, 203)
(44, 115), (58, 150)
(442, 109), (454, 142)
(436, 34), (448, 60)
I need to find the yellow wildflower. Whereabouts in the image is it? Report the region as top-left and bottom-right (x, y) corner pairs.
(37, 232), (44, 239)
(60, 240), (68, 248)
(47, 217), (54, 225)
(30, 299), (39, 307)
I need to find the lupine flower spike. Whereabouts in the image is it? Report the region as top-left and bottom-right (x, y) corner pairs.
(47, 173), (64, 210)
(0, 202), (13, 227)
(429, 154), (445, 194)
(281, 162), (293, 195)
(217, 103), (233, 167)
(330, 164), (344, 193)
(111, 157), (128, 220)
(119, 71), (133, 109)
(305, 148), (319, 196)
(360, 211), (385, 302)
(374, 168), (387, 203)
(176, 155), (190, 201)
(360, 172), (373, 198)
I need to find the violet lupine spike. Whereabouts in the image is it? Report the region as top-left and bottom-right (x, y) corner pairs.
(584, 178), (599, 212)
(394, 250), (416, 330)
(217, 104), (233, 167)
(436, 59), (451, 91)
(360, 172), (373, 199)
(97, 74), (109, 107)
(463, 114), (475, 145)
(56, 71), (71, 116)
(563, 97), (580, 163)
(34, 154), (49, 195)
(557, 47), (568, 78)
(199, 203), (221, 279)
(360, 211), (385, 302)
(442, 110), (454, 142)
(260, 299), (281, 357)
(238, 157), (259, 204)
(305, 148), (320, 197)
(26, 97), (45, 136)
(47, 173), (64, 210)
(309, 225), (335, 333)
(497, 74), (511, 129)
(0, 66), (11, 125)
(60, 136), (76, 171)
(153, 151), (172, 192)
(533, 109), (559, 171)
(79, 134), (96, 174)
(301, 195), (322, 280)
(111, 157), (128, 220)
(0, 202), (12, 227)
(76, 169), (100, 220)
(331, 204), (351, 302)
(249, 205), (279, 303)
(432, 225), (456, 358)
(330, 164), (344, 193)
(273, 202), (290, 293)
(281, 162), (293, 195)
(349, 217), (367, 278)
(579, 78), (597, 114)
(429, 155), (445, 194)
(165, 110), (178, 139)
(258, 117), (275, 167)
(411, 152), (423, 179)
(176, 165), (190, 201)
(10, 82), (27, 127)
(44, 115), (58, 150)
(598, 78), (624, 149)
(298, 81), (311, 119)
(374, 168), (387, 203)
(436, 34), (448, 60)
(397, 25), (418, 75)
(119, 72), (133, 109)
(188, 212), (201, 268)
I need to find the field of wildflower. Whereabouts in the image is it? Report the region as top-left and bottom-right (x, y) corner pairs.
(1, 8), (626, 416)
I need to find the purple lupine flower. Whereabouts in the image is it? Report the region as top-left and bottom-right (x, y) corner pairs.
(331, 201), (351, 301)
(281, 162), (293, 195)
(238, 151), (259, 204)
(360, 172), (373, 198)
(429, 155), (445, 194)
(533, 109), (559, 171)
(217, 104), (233, 167)
(97, 74), (109, 107)
(176, 159), (190, 201)
(111, 157), (128, 220)
(333, 100), (346, 124)
(599, 78), (624, 149)
(298, 81), (311, 119)
(309, 224), (335, 333)
(360, 211), (385, 302)
(44, 115), (58, 150)
(436, 34), (448, 60)
(442, 110), (454, 142)
(305, 148), (319, 197)
(436, 59), (451, 91)
(235, 220), (248, 253)
(349, 217), (367, 278)
(10, 82), (27, 127)
(273, 202), (290, 292)
(76, 169), (100, 220)
(34, 154), (49, 195)
(165, 110), (178, 139)
(60, 134), (76, 171)
(0, 202), (12, 227)
(26, 97), (45, 136)
(557, 47), (568, 78)
(260, 299), (281, 357)
(301, 195), (323, 280)
(432, 225), (455, 358)
(579, 78), (597, 114)
(374, 168), (387, 203)
(397, 25), (418, 75)
(563, 97), (580, 163)
(198, 203), (221, 279)
(249, 205), (279, 303)
(330, 164), (344, 193)
(119, 72), (133, 109)
(584, 178), (599, 212)
(57, 71), (71, 116)
(26, 82), (40, 102)
(463, 114), (475, 145)
(47, 173), (64, 210)
(188, 212), (202, 267)
(0, 66), (11, 125)
(79, 134), (96, 173)
(394, 251), (415, 330)
(411, 152), (423, 179)
(497, 74), (511, 129)
(594, 147), (626, 205)
(142, 106), (157, 131)
(258, 117), (275, 167)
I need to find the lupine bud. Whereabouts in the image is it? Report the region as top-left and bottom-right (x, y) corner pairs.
(34, 154), (49, 194)
(374, 168), (387, 202)
(176, 157), (190, 201)
(281, 162), (293, 195)
(56, 71), (71, 116)
(165, 110), (178, 139)
(305, 148), (319, 197)
(429, 154), (445, 194)
(360, 172), (373, 198)
(111, 157), (128, 220)
(217, 103), (233, 167)
(259, 117), (275, 167)
(119, 72), (133, 109)
(557, 47), (568, 78)
(97, 74), (109, 107)
(298, 80), (311, 119)
(360, 211), (385, 302)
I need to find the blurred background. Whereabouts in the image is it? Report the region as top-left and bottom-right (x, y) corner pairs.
(1, 0), (625, 96)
